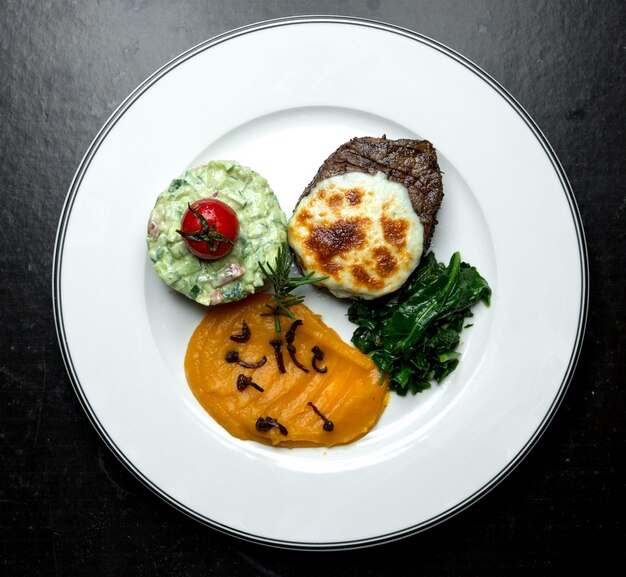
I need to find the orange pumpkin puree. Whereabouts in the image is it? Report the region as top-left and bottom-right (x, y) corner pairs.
(185, 293), (388, 447)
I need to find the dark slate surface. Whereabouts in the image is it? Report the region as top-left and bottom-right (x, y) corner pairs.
(1, 1), (624, 575)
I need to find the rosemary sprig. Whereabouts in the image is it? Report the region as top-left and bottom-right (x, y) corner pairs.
(258, 246), (328, 333)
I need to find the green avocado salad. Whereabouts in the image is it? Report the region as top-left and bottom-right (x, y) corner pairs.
(147, 160), (287, 306)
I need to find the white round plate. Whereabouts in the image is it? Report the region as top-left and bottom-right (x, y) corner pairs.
(53, 17), (587, 549)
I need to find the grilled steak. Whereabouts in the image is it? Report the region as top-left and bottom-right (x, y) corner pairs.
(299, 136), (443, 249)
(288, 135), (444, 299)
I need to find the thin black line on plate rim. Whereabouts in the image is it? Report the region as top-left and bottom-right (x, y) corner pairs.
(52, 15), (589, 551)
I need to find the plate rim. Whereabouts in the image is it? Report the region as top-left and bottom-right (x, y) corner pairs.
(52, 15), (589, 550)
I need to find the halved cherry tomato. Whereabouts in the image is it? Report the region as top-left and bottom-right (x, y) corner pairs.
(177, 198), (239, 259)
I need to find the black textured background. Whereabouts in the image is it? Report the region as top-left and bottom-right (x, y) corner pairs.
(1, 1), (624, 575)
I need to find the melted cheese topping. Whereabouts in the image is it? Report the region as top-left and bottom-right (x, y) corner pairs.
(288, 172), (424, 299)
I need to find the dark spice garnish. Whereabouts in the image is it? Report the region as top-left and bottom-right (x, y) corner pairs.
(311, 345), (328, 374)
(229, 320), (251, 343)
(224, 350), (267, 368)
(255, 416), (288, 436)
(285, 319), (303, 343)
(269, 338), (286, 373)
(307, 402), (334, 432)
(236, 374), (264, 393)
(285, 319), (309, 373)
(287, 344), (309, 373)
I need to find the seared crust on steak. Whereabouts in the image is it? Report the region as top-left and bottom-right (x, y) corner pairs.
(298, 135), (443, 249)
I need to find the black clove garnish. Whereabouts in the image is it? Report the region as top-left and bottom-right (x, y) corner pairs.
(285, 319), (309, 373)
(307, 402), (334, 432)
(229, 320), (251, 343)
(255, 416), (288, 436)
(311, 346), (327, 373)
(287, 344), (309, 373)
(236, 374), (264, 392)
(269, 338), (286, 373)
(224, 350), (267, 368)
(285, 319), (303, 343)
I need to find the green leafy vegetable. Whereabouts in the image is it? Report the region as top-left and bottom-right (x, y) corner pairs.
(348, 252), (491, 395)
